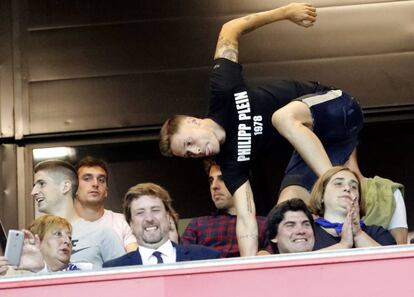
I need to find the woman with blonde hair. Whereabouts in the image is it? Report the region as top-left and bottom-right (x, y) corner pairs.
(309, 166), (395, 250)
(0, 215), (79, 275)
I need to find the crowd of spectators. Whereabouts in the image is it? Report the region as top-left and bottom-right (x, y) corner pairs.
(0, 157), (406, 277)
(0, 2), (409, 278)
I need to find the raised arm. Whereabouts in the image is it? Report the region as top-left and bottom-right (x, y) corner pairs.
(214, 3), (317, 62)
(234, 181), (258, 256)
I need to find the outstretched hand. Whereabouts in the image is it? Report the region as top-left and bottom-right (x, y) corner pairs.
(284, 3), (317, 27)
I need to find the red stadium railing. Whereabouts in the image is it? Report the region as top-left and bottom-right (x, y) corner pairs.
(1, 245), (413, 297)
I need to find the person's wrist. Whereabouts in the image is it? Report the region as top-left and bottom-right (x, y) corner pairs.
(353, 229), (364, 240)
(339, 238), (353, 249)
(280, 5), (289, 19)
(352, 224), (362, 236)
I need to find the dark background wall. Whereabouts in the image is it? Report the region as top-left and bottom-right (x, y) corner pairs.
(0, 0), (413, 230)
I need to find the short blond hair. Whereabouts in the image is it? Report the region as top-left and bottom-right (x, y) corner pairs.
(159, 115), (187, 157)
(28, 215), (72, 241)
(309, 166), (366, 217)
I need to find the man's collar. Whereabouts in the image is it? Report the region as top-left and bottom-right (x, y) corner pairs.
(139, 240), (174, 261)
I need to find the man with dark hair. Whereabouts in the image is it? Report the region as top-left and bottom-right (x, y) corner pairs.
(31, 159), (125, 268)
(182, 161), (268, 257)
(262, 198), (315, 254)
(75, 156), (138, 252)
(103, 183), (220, 267)
(159, 3), (363, 256)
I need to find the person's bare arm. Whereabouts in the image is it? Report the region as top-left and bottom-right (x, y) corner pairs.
(234, 181), (258, 256)
(273, 101), (332, 177)
(352, 231), (381, 247)
(257, 250), (271, 256)
(214, 3), (317, 62)
(390, 228), (408, 245)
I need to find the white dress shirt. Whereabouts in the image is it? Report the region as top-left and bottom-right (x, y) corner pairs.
(139, 240), (177, 265)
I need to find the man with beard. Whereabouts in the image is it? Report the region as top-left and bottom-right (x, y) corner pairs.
(182, 161), (268, 257)
(103, 183), (220, 267)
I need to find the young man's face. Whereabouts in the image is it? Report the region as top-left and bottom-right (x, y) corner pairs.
(40, 226), (72, 271)
(209, 164), (234, 212)
(273, 211), (315, 254)
(129, 195), (171, 249)
(31, 170), (63, 214)
(170, 117), (220, 158)
(76, 166), (108, 207)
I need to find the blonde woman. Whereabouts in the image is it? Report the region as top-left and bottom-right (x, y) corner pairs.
(0, 215), (79, 275)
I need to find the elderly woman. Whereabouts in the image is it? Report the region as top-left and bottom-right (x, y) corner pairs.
(309, 166), (396, 250)
(0, 215), (79, 275)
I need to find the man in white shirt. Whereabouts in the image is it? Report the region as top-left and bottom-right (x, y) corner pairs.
(31, 159), (125, 268)
(75, 156), (138, 252)
(103, 183), (220, 267)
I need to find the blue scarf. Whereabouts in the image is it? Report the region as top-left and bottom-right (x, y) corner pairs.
(315, 217), (366, 235)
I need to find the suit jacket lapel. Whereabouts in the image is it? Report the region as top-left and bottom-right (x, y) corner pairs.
(127, 250), (143, 265)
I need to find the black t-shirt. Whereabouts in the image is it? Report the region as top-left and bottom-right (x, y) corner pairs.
(313, 224), (396, 250)
(208, 58), (322, 194)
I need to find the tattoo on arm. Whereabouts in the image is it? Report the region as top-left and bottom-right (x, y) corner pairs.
(238, 234), (259, 240)
(242, 14), (262, 34)
(221, 49), (238, 62)
(215, 36), (239, 62)
(243, 13), (260, 22)
(246, 188), (253, 214)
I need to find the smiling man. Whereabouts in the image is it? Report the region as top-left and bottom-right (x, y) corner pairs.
(262, 198), (315, 254)
(75, 156), (138, 252)
(103, 183), (220, 267)
(31, 159), (125, 268)
(159, 3), (364, 257)
(182, 161), (268, 257)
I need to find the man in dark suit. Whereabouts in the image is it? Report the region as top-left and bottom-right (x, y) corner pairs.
(103, 183), (220, 267)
